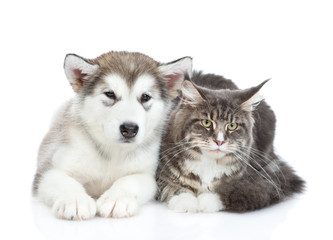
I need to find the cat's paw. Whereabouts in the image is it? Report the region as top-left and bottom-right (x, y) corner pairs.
(168, 192), (198, 213)
(52, 194), (96, 220)
(97, 193), (139, 218)
(198, 192), (224, 213)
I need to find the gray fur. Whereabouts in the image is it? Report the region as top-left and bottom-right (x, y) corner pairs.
(156, 71), (305, 212)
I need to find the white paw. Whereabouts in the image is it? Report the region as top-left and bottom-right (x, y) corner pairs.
(198, 192), (224, 213)
(52, 194), (96, 220)
(168, 192), (198, 213)
(97, 193), (139, 218)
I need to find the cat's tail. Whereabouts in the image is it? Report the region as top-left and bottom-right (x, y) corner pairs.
(275, 160), (305, 197)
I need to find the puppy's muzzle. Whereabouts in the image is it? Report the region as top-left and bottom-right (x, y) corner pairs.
(120, 122), (139, 138)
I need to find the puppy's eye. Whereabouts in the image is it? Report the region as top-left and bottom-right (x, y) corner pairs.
(141, 94), (151, 103)
(227, 123), (238, 131)
(201, 119), (212, 128)
(104, 91), (116, 100)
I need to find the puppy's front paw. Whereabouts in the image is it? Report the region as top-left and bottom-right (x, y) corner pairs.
(97, 193), (139, 218)
(52, 194), (96, 220)
(168, 192), (198, 213)
(198, 192), (224, 213)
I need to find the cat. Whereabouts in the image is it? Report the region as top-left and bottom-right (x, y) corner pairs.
(156, 71), (305, 213)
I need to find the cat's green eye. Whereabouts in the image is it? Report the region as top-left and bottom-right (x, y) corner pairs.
(227, 123), (238, 131)
(201, 119), (212, 128)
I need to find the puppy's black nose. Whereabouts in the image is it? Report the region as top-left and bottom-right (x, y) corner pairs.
(120, 122), (139, 138)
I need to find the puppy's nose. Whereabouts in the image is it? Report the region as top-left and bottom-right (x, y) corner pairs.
(120, 122), (139, 138)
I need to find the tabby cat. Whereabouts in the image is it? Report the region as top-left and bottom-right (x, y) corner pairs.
(156, 72), (304, 213)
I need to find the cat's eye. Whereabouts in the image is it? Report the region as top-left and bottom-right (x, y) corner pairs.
(227, 123), (238, 131)
(201, 119), (212, 128)
(104, 91), (116, 100)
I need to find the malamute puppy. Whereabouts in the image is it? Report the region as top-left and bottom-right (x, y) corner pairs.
(33, 51), (192, 220)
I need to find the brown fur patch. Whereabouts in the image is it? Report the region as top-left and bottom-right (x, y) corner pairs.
(91, 51), (160, 87)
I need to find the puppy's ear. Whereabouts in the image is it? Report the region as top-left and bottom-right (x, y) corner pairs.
(158, 57), (192, 98)
(64, 54), (99, 92)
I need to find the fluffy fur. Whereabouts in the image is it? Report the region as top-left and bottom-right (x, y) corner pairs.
(156, 71), (305, 213)
(32, 51), (192, 220)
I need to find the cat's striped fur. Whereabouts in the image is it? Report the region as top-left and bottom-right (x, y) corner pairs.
(156, 72), (304, 212)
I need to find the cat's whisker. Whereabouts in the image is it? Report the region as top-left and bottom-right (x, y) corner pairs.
(158, 140), (210, 178)
(158, 145), (200, 177)
(241, 146), (277, 166)
(234, 153), (282, 199)
(228, 154), (256, 181)
(205, 143), (281, 193)
(239, 151), (280, 189)
(160, 140), (207, 160)
(237, 148), (280, 183)
(160, 141), (191, 156)
(232, 151), (282, 198)
(240, 146), (287, 186)
(159, 137), (197, 155)
(160, 144), (204, 160)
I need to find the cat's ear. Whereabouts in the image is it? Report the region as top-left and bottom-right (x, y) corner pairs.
(181, 80), (205, 104)
(64, 54), (99, 92)
(158, 57), (193, 98)
(240, 79), (270, 111)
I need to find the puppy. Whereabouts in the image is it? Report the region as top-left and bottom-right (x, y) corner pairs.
(33, 51), (192, 220)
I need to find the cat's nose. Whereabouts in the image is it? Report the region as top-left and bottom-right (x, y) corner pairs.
(215, 140), (224, 146)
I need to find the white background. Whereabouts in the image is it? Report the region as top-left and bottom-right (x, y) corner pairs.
(1, 0), (332, 239)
